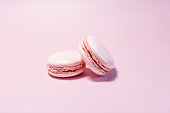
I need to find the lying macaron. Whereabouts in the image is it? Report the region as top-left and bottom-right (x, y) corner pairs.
(79, 36), (114, 75)
(47, 51), (85, 77)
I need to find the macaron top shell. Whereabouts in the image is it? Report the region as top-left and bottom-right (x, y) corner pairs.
(86, 36), (114, 70)
(48, 51), (83, 66)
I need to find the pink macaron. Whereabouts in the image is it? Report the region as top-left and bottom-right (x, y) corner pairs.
(47, 51), (86, 77)
(79, 36), (114, 75)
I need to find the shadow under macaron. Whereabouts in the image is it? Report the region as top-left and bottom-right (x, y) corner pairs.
(48, 68), (118, 82)
(87, 68), (118, 82)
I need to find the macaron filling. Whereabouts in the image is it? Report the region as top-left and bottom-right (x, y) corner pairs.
(47, 63), (85, 74)
(82, 38), (111, 73)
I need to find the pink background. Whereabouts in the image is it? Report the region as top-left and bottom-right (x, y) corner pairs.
(0, 0), (170, 113)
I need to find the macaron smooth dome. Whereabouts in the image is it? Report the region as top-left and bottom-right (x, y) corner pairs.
(48, 51), (83, 66)
(47, 51), (85, 77)
(79, 36), (114, 75)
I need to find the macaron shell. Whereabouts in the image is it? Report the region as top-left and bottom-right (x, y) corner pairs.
(48, 51), (83, 66)
(47, 50), (85, 77)
(86, 36), (114, 70)
(79, 42), (105, 75)
(48, 67), (85, 77)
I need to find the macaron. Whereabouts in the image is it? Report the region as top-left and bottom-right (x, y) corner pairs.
(79, 36), (114, 75)
(47, 51), (86, 77)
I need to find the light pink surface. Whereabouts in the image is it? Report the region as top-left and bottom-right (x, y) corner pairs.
(0, 0), (170, 113)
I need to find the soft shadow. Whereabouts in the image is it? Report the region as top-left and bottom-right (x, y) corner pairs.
(48, 72), (87, 80)
(88, 68), (118, 82)
(48, 68), (118, 82)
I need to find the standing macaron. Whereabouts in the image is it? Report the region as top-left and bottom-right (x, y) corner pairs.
(79, 36), (114, 75)
(47, 51), (85, 77)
